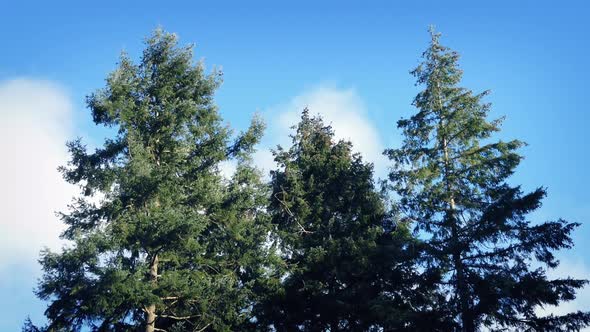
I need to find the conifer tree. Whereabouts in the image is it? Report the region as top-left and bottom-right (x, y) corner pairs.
(258, 110), (434, 331)
(29, 30), (272, 332)
(386, 28), (590, 331)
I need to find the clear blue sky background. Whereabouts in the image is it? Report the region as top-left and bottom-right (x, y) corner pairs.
(1, 1), (588, 330)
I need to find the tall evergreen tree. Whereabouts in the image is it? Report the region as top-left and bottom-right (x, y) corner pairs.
(385, 27), (590, 331)
(29, 30), (272, 332)
(258, 110), (435, 331)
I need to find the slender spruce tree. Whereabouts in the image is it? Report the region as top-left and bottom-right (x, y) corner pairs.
(28, 30), (272, 332)
(385, 27), (590, 331)
(257, 110), (436, 331)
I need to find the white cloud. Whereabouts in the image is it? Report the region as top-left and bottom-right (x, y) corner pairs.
(0, 79), (75, 267)
(252, 148), (276, 176)
(218, 159), (237, 179)
(255, 85), (387, 177)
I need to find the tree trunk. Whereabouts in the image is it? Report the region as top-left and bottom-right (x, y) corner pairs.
(146, 146), (162, 332)
(443, 135), (473, 332)
(449, 197), (473, 332)
(145, 254), (159, 332)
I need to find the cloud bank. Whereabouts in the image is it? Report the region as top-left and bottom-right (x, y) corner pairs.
(254, 85), (388, 178)
(0, 79), (75, 267)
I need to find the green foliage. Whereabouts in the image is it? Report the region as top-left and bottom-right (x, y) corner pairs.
(256, 110), (436, 331)
(25, 26), (589, 332)
(385, 27), (590, 331)
(31, 29), (272, 332)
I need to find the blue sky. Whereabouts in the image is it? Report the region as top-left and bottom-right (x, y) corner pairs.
(1, 1), (589, 330)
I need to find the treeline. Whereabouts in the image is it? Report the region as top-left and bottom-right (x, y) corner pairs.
(25, 28), (590, 332)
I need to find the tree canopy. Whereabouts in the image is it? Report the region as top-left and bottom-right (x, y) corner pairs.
(256, 110), (440, 331)
(385, 27), (590, 331)
(31, 30), (272, 332)
(27, 28), (589, 332)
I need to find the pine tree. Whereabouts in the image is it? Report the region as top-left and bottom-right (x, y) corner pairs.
(385, 27), (590, 331)
(29, 30), (272, 332)
(258, 110), (433, 331)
